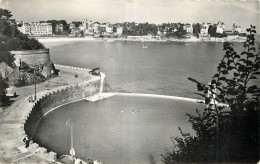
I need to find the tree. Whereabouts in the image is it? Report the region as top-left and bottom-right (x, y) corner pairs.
(193, 23), (201, 37)
(0, 76), (10, 107)
(0, 8), (45, 51)
(162, 26), (259, 163)
(0, 8), (46, 106)
(208, 25), (217, 37)
(0, 8), (14, 23)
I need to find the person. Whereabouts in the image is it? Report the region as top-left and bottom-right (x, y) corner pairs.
(23, 136), (30, 148)
(74, 72), (78, 78)
(28, 96), (33, 103)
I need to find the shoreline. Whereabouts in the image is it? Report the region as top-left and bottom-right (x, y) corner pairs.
(0, 65), (101, 163)
(35, 36), (247, 43)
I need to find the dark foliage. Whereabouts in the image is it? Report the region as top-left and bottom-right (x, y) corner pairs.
(0, 76), (9, 106)
(193, 23), (201, 38)
(40, 20), (69, 35)
(162, 26), (259, 163)
(0, 8), (45, 106)
(122, 22), (158, 36)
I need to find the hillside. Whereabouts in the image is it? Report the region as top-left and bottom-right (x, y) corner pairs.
(0, 8), (57, 87)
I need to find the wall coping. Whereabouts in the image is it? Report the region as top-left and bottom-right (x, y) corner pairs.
(10, 49), (49, 55)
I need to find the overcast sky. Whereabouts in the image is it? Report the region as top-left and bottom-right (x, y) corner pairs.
(0, 0), (259, 31)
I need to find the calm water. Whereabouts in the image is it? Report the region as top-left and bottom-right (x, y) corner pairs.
(43, 40), (243, 98)
(34, 96), (204, 164)
(34, 40), (244, 163)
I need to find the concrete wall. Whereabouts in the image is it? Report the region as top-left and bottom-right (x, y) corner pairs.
(10, 49), (51, 67)
(24, 77), (101, 137)
(25, 81), (100, 137)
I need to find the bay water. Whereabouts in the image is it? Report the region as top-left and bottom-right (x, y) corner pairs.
(34, 40), (244, 164)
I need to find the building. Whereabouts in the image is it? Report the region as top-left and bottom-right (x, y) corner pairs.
(18, 22), (30, 35)
(79, 24), (84, 31)
(84, 20), (93, 35)
(216, 21), (225, 34)
(184, 24), (193, 34)
(106, 25), (113, 34)
(92, 23), (99, 34)
(98, 24), (106, 34)
(69, 23), (76, 29)
(82, 19), (88, 30)
(225, 30), (239, 40)
(116, 26), (123, 35)
(200, 22), (211, 37)
(18, 22), (52, 36)
(55, 24), (64, 32)
(69, 27), (82, 37)
(233, 23), (242, 33)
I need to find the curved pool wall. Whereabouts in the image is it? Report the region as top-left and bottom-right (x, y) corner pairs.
(23, 64), (105, 161)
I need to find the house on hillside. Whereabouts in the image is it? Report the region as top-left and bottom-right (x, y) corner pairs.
(184, 24), (193, 34)
(216, 21), (225, 34)
(116, 26), (123, 35)
(200, 22), (211, 37)
(55, 24), (63, 33)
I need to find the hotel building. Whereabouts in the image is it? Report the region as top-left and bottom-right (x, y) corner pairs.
(18, 22), (53, 36)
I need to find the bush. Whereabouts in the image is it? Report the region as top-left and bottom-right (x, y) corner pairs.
(162, 25), (259, 163)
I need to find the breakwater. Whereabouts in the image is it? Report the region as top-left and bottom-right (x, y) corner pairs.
(22, 65), (104, 162)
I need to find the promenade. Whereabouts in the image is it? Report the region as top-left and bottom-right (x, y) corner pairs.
(0, 65), (93, 163)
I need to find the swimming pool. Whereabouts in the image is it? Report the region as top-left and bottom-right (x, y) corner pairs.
(33, 95), (204, 164)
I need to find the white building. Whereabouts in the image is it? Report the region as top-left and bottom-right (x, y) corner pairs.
(116, 26), (123, 35)
(216, 21), (225, 34)
(82, 19), (88, 31)
(18, 22), (52, 35)
(106, 25), (113, 33)
(18, 22), (30, 35)
(184, 24), (193, 34)
(79, 24), (84, 31)
(92, 23), (99, 34)
(84, 20), (94, 35)
(233, 23), (242, 33)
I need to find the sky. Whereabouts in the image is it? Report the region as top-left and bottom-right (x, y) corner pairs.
(0, 0), (259, 31)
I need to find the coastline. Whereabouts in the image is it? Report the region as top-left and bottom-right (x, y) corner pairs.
(35, 35), (247, 43)
(0, 65), (102, 164)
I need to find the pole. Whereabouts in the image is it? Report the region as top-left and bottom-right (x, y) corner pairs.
(71, 121), (73, 157)
(66, 119), (74, 164)
(34, 68), (37, 101)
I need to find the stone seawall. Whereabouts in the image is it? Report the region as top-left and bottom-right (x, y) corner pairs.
(10, 49), (51, 67)
(25, 79), (101, 137)
(22, 65), (104, 162)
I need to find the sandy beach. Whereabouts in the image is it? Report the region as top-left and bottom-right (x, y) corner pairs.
(35, 35), (246, 44)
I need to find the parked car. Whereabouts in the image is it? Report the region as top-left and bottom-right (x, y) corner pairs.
(5, 87), (17, 97)
(89, 68), (100, 76)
